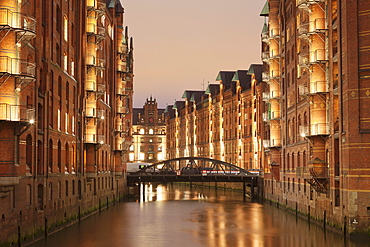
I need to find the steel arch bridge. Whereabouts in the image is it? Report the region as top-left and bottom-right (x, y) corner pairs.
(127, 157), (259, 184)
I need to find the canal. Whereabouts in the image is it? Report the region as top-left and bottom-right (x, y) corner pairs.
(29, 183), (368, 247)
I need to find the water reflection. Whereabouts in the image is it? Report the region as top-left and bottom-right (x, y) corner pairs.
(30, 183), (368, 247)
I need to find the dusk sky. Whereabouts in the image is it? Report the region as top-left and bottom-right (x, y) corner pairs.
(122, 0), (266, 108)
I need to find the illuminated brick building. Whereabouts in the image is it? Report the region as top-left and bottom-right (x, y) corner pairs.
(0, 0), (133, 245)
(165, 65), (265, 170)
(261, 0), (370, 236)
(131, 97), (166, 163)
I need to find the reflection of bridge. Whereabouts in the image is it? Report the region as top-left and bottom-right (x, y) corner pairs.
(127, 157), (260, 199)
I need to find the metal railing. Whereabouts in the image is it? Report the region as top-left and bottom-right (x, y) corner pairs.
(86, 55), (105, 68)
(0, 8), (36, 33)
(85, 134), (105, 144)
(0, 56), (36, 77)
(300, 123), (329, 136)
(0, 104), (35, 121)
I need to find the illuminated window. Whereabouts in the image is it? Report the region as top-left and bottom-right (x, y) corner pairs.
(71, 60), (75, 76)
(63, 15), (68, 41)
(129, 145), (134, 151)
(57, 109), (61, 130)
(63, 53), (68, 71)
(72, 116), (75, 134)
(139, 128), (145, 134)
(149, 129), (154, 135)
(139, 153), (145, 161)
(129, 153), (134, 161)
(65, 113), (68, 133)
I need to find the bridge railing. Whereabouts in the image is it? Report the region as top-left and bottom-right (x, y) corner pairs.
(132, 157), (255, 176)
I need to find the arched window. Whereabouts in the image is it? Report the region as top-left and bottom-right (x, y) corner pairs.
(149, 129), (154, 135)
(139, 128), (145, 134)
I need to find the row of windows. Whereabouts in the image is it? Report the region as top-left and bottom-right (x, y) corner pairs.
(138, 128), (165, 135)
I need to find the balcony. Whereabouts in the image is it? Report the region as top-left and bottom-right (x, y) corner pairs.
(87, 0), (106, 17)
(0, 8), (36, 44)
(263, 138), (281, 148)
(117, 45), (127, 56)
(263, 90), (280, 101)
(86, 55), (105, 72)
(261, 51), (270, 63)
(298, 19), (326, 40)
(86, 81), (106, 95)
(117, 63), (127, 73)
(0, 56), (36, 88)
(262, 70), (280, 83)
(261, 30), (269, 43)
(85, 107), (96, 118)
(297, 0), (325, 11)
(309, 49), (327, 63)
(299, 81), (328, 95)
(268, 28), (280, 40)
(117, 106), (129, 117)
(299, 49), (327, 67)
(0, 104), (35, 122)
(86, 23), (106, 44)
(85, 133), (105, 144)
(299, 123), (329, 137)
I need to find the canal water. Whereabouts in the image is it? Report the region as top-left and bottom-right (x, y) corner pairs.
(30, 183), (368, 247)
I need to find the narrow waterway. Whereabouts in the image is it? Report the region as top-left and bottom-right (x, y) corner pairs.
(30, 183), (368, 247)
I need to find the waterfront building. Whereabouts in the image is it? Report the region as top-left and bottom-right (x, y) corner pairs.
(165, 65), (264, 170)
(261, 0), (370, 235)
(0, 0), (133, 245)
(131, 97), (166, 163)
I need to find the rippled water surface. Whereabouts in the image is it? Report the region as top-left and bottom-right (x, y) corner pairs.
(30, 183), (369, 247)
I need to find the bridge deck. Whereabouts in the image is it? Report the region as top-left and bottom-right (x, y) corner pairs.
(127, 174), (258, 184)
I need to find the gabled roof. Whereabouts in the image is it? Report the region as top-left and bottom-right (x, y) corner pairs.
(216, 71), (235, 89)
(205, 84), (220, 96)
(232, 70), (251, 92)
(248, 64), (263, 82)
(181, 90), (204, 101)
(190, 91), (206, 103)
(173, 101), (185, 110)
(260, 1), (269, 16)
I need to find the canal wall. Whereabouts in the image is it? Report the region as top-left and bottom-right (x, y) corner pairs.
(0, 175), (127, 247)
(262, 178), (370, 239)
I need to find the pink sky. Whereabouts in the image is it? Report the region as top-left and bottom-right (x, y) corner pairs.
(122, 0), (266, 108)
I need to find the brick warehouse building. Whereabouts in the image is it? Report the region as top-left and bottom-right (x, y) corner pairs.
(164, 64), (266, 173)
(0, 0), (133, 245)
(261, 0), (370, 236)
(165, 0), (370, 234)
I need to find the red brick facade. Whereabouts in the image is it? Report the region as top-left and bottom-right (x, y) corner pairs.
(0, 0), (133, 245)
